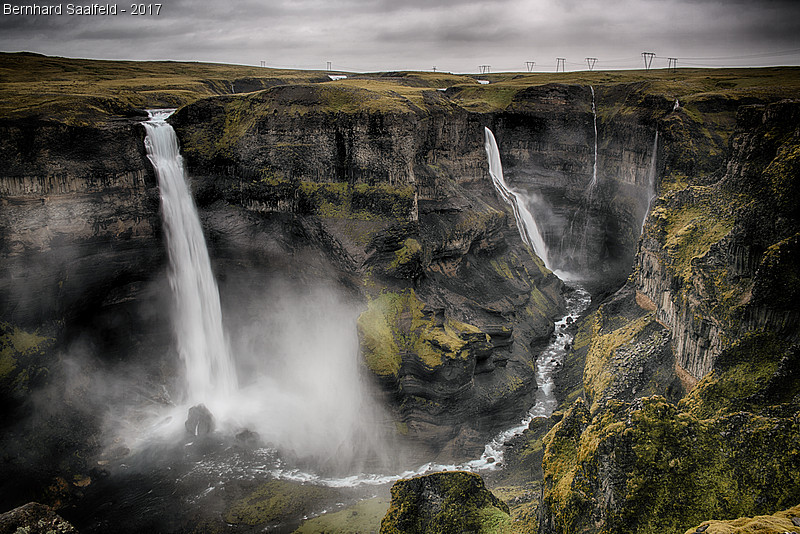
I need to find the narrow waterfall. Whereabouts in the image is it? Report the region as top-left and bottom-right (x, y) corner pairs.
(577, 86), (600, 255)
(143, 110), (237, 407)
(484, 127), (551, 269)
(641, 130), (659, 233)
(588, 86), (599, 192)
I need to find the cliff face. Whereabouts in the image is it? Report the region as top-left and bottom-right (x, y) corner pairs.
(0, 118), (162, 326)
(171, 87), (570, 458)
(171, 81), (661, 283)
(636, 101), (800, 380)
(537, 100), (800, 534)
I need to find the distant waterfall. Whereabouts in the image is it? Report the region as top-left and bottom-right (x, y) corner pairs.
(588, 86), (599, 193)
(641, 130), (659, 234)
(484, 127), (551, 269)
(143, 110), (237, 406)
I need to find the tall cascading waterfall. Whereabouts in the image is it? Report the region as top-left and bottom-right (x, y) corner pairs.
(143, 110), (237, 409)
(484, 127), (551, 269)
(641, 130), (659, 233)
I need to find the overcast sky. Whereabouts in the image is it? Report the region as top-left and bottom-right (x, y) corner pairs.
(2, 0), (799, 72)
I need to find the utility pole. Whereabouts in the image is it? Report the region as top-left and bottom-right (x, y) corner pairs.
(556, 58), (566, 73)
(526, 61), (535, 72)
(668, 57), (678, 73)
(642, 52), (655, 71)
(586, 57), (597, 71)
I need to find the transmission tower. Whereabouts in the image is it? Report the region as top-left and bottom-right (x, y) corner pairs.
(479, 65), (491, 74)
(668, 57), (678, 73)
(642, 52), (655, 71)
(556, 58), (566, 73)
(586, 57), (598, 71)
(260, 61), (266, 67)
(326, 61), (332, 71)
(526, 61), (535, 72)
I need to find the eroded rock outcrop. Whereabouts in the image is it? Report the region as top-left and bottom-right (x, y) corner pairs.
(380, 471), (510, 534)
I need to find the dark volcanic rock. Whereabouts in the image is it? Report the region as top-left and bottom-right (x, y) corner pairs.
(0, 502), (78, 534)
(185, 404), (215, 436)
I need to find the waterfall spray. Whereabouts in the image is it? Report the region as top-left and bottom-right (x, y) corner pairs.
(143, 110), (237, 409)
(484, 127), (551, 269)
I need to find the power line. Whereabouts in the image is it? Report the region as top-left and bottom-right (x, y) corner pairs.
(661, 47), (800, 61)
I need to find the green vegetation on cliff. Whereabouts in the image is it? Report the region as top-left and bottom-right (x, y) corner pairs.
(541, 395), (800, 534)
(0, 322), (54, 398)
(356, 289), (483, 377)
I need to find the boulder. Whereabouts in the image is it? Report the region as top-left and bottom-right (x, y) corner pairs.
(184, 404), (215, 436)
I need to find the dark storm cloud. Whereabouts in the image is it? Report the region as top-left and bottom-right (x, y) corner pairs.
(1, 0), (798, 71)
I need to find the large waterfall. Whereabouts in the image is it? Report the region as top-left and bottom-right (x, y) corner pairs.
(484, 127), (551, 269)
(143, 110), (237, 407)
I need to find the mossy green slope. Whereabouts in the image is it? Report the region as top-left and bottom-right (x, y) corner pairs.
(224, 480), (339, 527)
(357, 288), (483, 378)
(293, 496), (390, 534)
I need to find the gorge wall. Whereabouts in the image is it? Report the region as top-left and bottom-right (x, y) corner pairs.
(2, 57), (798, 531)
(534, 98), (800, 534)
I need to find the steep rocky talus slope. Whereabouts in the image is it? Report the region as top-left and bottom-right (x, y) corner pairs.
(536, 100), (800, 534)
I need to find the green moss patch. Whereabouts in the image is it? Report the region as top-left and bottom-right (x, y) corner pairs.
(294, 496), (390, 534)
(0, 322), (54, 397)
(685, 503), (800, 534)
(224, 480), (338, 526)
(357, 289), (483, 377)
(652, 189), (735, 286)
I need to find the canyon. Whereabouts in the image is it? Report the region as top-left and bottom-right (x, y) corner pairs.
(0, 53), (798, 533)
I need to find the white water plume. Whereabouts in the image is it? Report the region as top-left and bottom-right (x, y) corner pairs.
(144, 110), (237, 412)
(484, 127), (551, 269)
